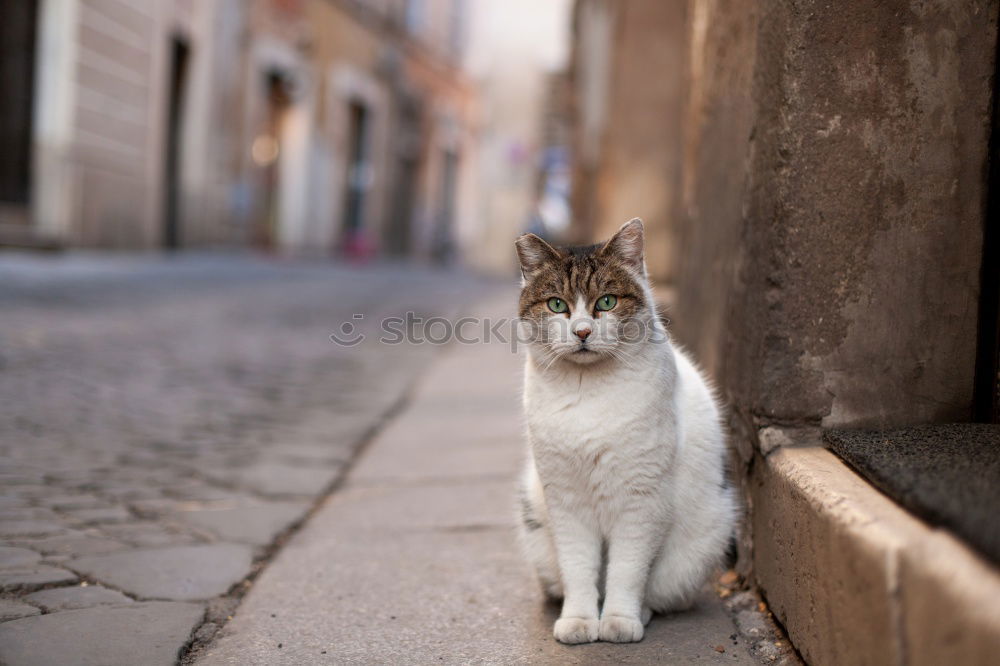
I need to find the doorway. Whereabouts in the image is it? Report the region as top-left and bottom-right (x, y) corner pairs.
(387, 155), (417, 255)
(254, 70), (292, 249)
(431, 149), (458, 263)
(973, 27), (1000, 423)
(163, 37), (190, 249)
(341, 101), (371, 256)
(0, 0), (40, 213)
(385, 96), (422, 256)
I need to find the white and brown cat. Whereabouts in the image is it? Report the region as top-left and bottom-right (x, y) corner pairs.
(515, 219), (737, 644)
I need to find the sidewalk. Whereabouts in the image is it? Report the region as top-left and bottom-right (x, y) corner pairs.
(196, 295), (755, 665)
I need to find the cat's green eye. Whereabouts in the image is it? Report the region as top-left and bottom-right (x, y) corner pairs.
(547, 297), (568, 313)
(596, 295), (618, 312)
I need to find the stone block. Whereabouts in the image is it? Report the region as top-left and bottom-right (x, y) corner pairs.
(0, 546), (41, 569)
(39, 494), (108, 510)
(752, 447), (899, 666)
(99, 522), (197, 547)
(0, 600), (40, 622)
(205, 461), (339, 498)
(0, 602), (204, 666)
(69, 543), (252, 601)
(173, 501), (308, 546)
(14, 534), (129, 557)
(25, 584), (133, 612)
(0, 507), (59, 521)
(6, 486), (53, 499)
(754, 442), (1000, 665)
(899, 530), (1000, 666)
(0, 520), (67, 538)
(63, 506), (133, 526)
(0, 565), (78, 592)
(0, 496), (29, 509)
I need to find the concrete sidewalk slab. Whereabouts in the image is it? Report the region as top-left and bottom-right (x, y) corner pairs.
(197, 298), (754, 665)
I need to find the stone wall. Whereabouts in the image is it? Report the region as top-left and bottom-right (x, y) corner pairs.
(570, 0), (688, 283)
(569, 1), (1000, 653)
(572, 0), (997, 428)
(718, 0), (996, 430)
(670, 0), (758, 380)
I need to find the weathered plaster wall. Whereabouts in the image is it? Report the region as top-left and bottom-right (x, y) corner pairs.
(722, 0), (997, 429)
(629, 1), (1000, 657)
(575, 0), (995, 424)
(670, 0), (758, 380)
(570, 0), (688, 283)
(596, 0), (688, 283)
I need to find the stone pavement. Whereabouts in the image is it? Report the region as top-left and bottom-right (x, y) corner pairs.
(196, 295), (761, 665)
(0, 253), (490, 665)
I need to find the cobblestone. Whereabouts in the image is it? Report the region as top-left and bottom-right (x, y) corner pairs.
(0, 546), (42, 568)
(171, 501), (309, 547)
(0, 507), (59, 521)
(62, 506), (135, 526)
(0, 600), (41, 622)
(37, 494), (109, 510)
(6, 486), (56, 500)
(0, 520), (67, 538)
(24, 584), (133, 611)
(201, 460), (344, 498)
(0, 602), (205, 666)
(68, 539), (246, 602)
(14, 534), (130, 556)
(0, 565), (78, 591)
(96, 522), (201, 547)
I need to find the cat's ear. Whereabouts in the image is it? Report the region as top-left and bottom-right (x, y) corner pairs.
(601, 218), (645, 274)
(515, 233), (560, 277)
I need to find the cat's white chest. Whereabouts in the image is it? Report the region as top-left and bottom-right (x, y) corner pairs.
(524, 365), (667, 461)
(533, 394), (624, 451)
(526, 369), (673, 534)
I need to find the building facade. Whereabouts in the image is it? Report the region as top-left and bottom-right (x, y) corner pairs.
(568, 0), (687, 284)
(569, 0), (1000, 663)
(0, 0), (476, 260)
(459, 0), (573, 274)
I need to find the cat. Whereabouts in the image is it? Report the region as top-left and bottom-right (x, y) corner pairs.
(514, 218), (737, 644)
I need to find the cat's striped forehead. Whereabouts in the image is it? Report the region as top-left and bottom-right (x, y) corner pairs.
(518, 243), (646, 318)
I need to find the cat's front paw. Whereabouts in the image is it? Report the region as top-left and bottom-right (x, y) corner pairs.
(553, 617), (600, 644)
(599, 614), (645, 643)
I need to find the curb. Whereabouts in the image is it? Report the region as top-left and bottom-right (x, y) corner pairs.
(752, 438), (1000, 666)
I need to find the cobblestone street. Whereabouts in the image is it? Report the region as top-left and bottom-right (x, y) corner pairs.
(0, 254), (491, 663)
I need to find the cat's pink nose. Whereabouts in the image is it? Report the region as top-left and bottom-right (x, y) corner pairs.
(575, 327), (592, 341)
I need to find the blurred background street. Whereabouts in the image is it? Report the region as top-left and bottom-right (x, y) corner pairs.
(3, 0), (1000, 664)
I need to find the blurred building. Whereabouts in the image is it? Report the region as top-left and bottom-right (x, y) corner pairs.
(460, 0), (573, 274)
(569, 0), (1000, 663)
(0, 0), (476, 259)
(568, 0), (685, 284)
